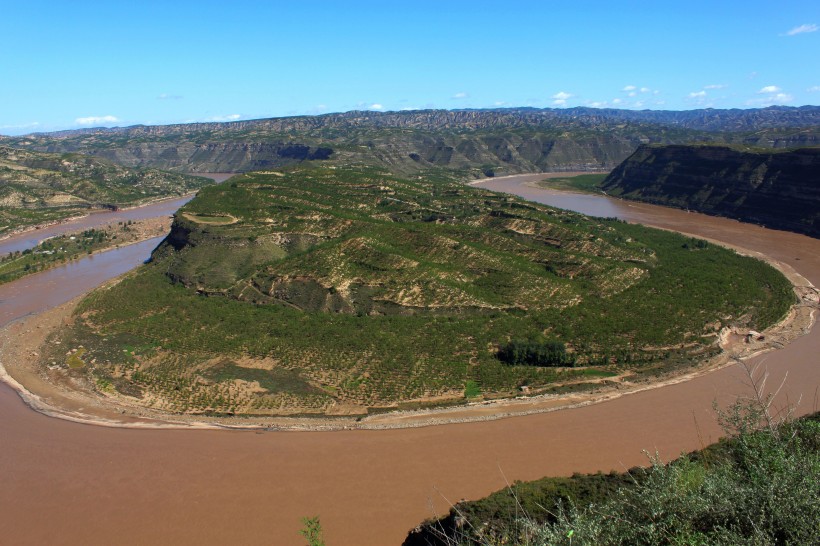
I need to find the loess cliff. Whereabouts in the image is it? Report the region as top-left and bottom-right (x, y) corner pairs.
(601, 145), (820, 238)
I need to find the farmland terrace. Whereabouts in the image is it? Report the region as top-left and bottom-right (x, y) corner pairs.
(44, 164), (794, 417)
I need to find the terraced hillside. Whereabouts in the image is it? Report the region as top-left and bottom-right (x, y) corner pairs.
(51, 166), (793, 416)
(0, 146), (212, 235)
(6, 106), (819, 176)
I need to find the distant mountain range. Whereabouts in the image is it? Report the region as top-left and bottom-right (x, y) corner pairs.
(3, 106), (818, 176)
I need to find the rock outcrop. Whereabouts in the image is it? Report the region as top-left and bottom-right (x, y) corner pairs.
(601, 145), (820, 238)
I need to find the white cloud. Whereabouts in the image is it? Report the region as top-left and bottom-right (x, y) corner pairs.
(758, 85), (781, 94)
(208, 114), (241, 122)
(493, 101), (507, 107)
(627, 91), (637, 97)
(551, 91), (573, 106)
(588, 101), (607, 108)
(689, 91), (707, 98)
(0, 121), (40, 130)
(807, 86), (820, 92)
(704, 84), (727, 90)
(622, 85), (636, 91)
(746, 92), (794, 106)
(75, 115), (120, 126)
(452, 92), (468, 99)
(157, 93), (183, 100)
(640, 87), (651, 93)
(785, 23), (818, 36)
(612, 98), (623, 104)
(369, 103), (384, 110)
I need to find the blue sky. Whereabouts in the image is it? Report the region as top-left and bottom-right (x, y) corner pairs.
(2, 0), (819, 135)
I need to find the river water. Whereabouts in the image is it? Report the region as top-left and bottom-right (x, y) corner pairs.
(0, 173), (233, 255)
(1, 174), (818, 546)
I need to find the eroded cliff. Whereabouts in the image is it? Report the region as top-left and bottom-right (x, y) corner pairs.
(601, 145), (820, 238)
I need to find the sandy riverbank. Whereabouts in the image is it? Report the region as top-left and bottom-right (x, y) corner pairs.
(466, 171), (600, 186)
(0, 193), (195, 244)
(1, 237), (816, 431)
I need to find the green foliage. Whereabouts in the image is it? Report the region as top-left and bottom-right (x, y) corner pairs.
(412, 395), (819, 546)
(497, 340), (574, 367)
(464, 380), (481, 398)
(525, 414), (819, 545)
(535, 174), (608, 193)
(299, 516), (325, 546)
(59, 165), (794, 414)
(0, 145), (211, 236)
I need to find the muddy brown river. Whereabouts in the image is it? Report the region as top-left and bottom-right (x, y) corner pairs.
(0, 173), (233, 255)
(1, 174), (818, 545)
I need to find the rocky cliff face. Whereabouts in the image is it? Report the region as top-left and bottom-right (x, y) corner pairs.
(601, 145), (820, 238)
(88, 142), (333, 173)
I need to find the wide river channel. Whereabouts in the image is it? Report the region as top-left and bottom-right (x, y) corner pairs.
(1, 174), (818, 545)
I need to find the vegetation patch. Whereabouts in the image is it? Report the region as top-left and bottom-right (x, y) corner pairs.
(497, 340), (574, 367)
(202, 361), (319, 395)
(535, 173), (608, 193)
(406, 405), (820, 545)
(52, 165), (794, 415)
(0, 221), (158, 284)
(0, 145), (212, 236)
(66, 347), (86, 369)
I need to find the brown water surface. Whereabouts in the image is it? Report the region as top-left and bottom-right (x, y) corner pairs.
(1, 174), (818, 545)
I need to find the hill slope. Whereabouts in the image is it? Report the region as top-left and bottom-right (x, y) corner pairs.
(5, 106), (819, 176)
(46, 165), (793, 416)
(601, 145), (820, 238)
(0, 146), (212, 236)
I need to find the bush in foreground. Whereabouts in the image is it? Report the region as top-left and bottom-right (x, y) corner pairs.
(406, 363), (819, 545)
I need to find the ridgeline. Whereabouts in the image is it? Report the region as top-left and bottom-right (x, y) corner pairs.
(5, 106), (819, 176)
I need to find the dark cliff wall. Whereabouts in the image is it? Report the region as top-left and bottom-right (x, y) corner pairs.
(601, 145), (820, 238)
(37, 133), (642, 175)
(51, 142), (334, 173)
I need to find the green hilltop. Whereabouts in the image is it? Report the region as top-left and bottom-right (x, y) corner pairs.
(52, 165), (794, 416)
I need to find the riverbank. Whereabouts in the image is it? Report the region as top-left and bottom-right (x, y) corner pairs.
(1, 223), (816, 431)
(0, 193), (192, 244)
(0, 216), (172, 285)
(0, 173), (233, 255)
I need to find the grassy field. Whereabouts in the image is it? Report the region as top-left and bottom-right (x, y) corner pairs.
(535, 173), (608, 193)
(47, 165), (794, 416)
